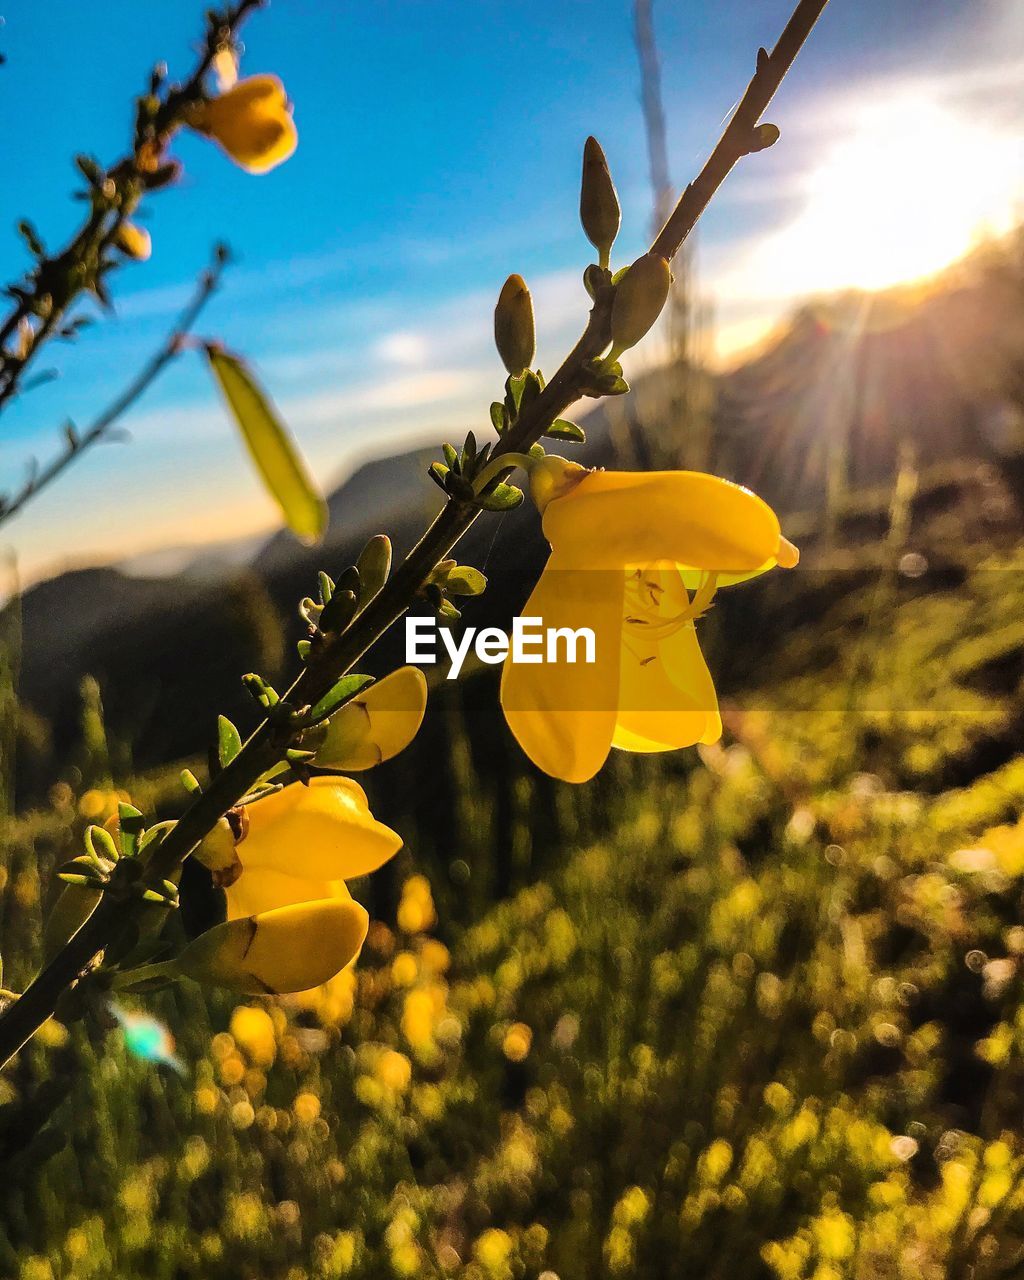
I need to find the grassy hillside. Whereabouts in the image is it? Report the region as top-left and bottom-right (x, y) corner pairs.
(3, 463), (1024, 1278)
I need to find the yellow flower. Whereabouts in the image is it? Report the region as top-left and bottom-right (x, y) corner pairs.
(229, 1005), (277, 1067)
(226, 776), (402, 920)
(501, 461), (798, 782)
(181, 777), (401, 994)
(189, 75), (297, 173)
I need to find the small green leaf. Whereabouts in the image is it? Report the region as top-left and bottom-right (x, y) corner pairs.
(296, 639), (312, 661)
(217, 715), (243, 769)
(462, 431), (478, 471)
(319, 588), (358, 633)
(442, 442), (460, 472)
(428, 462), (450, 490)
(309, 674), (374, 722)
(546, 419), (586, 443)
(118, 805), (145, 859)
(205, 346), (327, 544)
(180, 769), (202, 794)
(447, 566), (487, 597)
(139, 821), (176, 857)
(438, 598), (462, 621)
(506, 373), (527, 412)
(477, 483), (524, 512)
(86, 824), (120, 865)
(60, 855), (105, 877)
(317, 571), (334, 605)
(490, 401), (507, 433)
(242, 674), (280, 708)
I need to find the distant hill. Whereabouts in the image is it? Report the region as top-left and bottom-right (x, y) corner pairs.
(7, 232), (1024, 791)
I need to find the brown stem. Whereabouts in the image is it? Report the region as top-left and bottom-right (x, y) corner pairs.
(650, 0), (829, 261)
(0, 248), (229, 529)
(0, 0), (262, 413)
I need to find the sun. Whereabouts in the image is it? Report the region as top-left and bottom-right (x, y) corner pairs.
(788, 94), (1022, 293)
(720, 89), (1022, 318)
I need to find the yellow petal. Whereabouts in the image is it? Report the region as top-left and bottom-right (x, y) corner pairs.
(317, 666), (427, 771)
(500, 554), (622, 783)
(176, 898), (368, 994)
(224, 868), (351, 922)
(241, 776), (401, 880)
(192, 75), (297, 173)
(614, 570), (721, 752)
(543, 469), (785, 575)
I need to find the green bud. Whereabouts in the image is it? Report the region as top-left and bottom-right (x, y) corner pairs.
(356, 534), (392, 603)
(580, 136), (620, 266)
(494, 274), (535, 376)
(609, 253), (672, 356)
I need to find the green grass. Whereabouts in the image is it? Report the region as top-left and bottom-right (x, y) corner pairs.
(4, 479), (1024, 1279)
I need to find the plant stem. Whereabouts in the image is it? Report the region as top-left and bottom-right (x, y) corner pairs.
(0, 0), (262, 414)
(650, 0), (829, 262)
(0, 248), (229, 530)
(0, 0), (830, 1069)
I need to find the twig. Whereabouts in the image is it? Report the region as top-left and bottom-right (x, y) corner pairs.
(0, 247), (230, 530)
(0, 0), (262, 414)
(0, 0), (831, 1068)
(650, 0), (828, 260)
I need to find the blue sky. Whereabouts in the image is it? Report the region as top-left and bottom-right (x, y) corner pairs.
(1, 0), (1021, 582)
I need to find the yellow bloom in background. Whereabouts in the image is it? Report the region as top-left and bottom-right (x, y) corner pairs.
(396, 873), (437, 935)
(229, 1005), (277, 1067)
(502, 1022), (533, 1062)
(375, 1049), (413, 1094)
(188, 74), (297, 173)
(501, 461), (799, 783)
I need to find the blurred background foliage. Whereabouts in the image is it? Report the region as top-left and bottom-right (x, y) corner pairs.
(4, 295), (1024, 1272)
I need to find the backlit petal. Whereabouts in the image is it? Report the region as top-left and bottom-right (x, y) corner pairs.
(543, 469), (785, 575)
(224, 868), (350, 922)
(500, 554), (622, 783)
(241, 776), (401, 880)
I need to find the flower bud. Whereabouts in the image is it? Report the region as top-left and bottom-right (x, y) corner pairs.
(114, 222), (152, 261)
(609, 253), (672, 356)
(316, 666), (427, 771)
(528, 455), (590, 515)
(494, 274), (535, 376)
(580, 136), (620, 264)
(174, 898), (369, 994)
(356, 534), (392, 604)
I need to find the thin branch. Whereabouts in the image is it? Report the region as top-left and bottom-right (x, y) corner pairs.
(0, 0), (830, 1068)
(0, 248), (230, 530)
(0, 0), (262, 415)
(650, 0), (829, 261)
